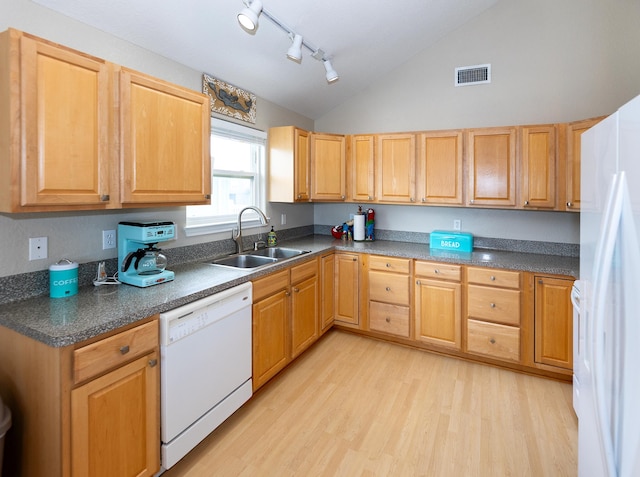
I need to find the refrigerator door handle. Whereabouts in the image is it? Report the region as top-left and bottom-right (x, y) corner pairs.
(591, 172), (625, 477)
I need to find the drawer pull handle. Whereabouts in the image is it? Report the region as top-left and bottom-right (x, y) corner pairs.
(386, 287), (391, 292)
(490, 303), (496, 308)
(489, 338), (496, 344)
(120, 345), (130, 355)
(148, 359), (158, 368)
(490, 276), (496, 281)
(385, 317), (391, 323)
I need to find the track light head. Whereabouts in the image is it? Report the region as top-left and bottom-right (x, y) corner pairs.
(324, 60), (339, 83)
(287, 34), (303, 63)
(237, 0), (263, 32)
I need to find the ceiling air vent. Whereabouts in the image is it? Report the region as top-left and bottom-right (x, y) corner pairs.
(455, 64), (491, 87)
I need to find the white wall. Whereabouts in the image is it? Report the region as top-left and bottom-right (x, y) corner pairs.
(0, 0), (313, 277)
(313, 0), (640, 247)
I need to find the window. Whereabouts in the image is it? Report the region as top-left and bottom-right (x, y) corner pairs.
(185, 118), (266, 235)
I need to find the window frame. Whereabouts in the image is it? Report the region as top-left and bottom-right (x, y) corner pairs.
(185, 118), (267, 237)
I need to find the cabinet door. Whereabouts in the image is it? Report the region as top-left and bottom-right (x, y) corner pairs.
(415, 278), (461, 350)
(320, 253), (335, 332)
(311, 133), (346, 201)
(291, 275), (319, 358)
(565, 117), (603, 212)
(349, 135), (375, 201)
(534, 276), (573, 370)
(252, 290), (290, 390)
(71, 352), (160, 477)
(19, 34), (112, 208)
(295, 128), (311, 201)
(467, 127), (517, 207)
(520, 125), (556, 209)
(120, 68), (210, 205)
(417, 131), (463, 205)
(376, 134), (416, 203)
(334, 253), (360, 326)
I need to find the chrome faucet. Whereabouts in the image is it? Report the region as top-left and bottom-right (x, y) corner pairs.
(233, 206), (268, 253)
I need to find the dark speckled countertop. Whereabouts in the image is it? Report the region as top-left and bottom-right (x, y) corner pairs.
(0, 235), (578, 348)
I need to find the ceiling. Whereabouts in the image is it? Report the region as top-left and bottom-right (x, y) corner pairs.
(32, 0), (499, 120)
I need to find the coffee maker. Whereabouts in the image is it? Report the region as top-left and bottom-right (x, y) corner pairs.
(117, 221), (176, 287)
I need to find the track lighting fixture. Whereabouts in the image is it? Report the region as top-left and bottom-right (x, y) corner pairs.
(323, 60), (339, 83)
(286, 34), (303, 63)
(237, 0), (262, 32)
(237, 1), (339, 84)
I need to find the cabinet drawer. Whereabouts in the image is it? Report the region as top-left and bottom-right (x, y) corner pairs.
(467, 285), (521, 325)
(369, 270), (410, 305)
(74, 320), (158, 384)
(467, 319), (520, 362)
(290, 258), (318, 284)
(415, 261), (461, 281)
(369, 301), (410, 338)
(252, 269), (289, 302)
(467, 267), (521, 289)
(369, 255), (411, 274)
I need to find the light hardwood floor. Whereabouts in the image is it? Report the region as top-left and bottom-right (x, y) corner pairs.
(163, 329), (577, 477)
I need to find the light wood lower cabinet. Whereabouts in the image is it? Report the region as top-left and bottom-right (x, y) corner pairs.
(367, 255), (411, 338)
(252, 258), (320, 391)
(320, 253), (336, 332)
(534, 275), (573, 371)
(414, 261), (462, 350)
(334, 252), (360, 327)
(465, 267), (522, 363)
(0, 317), (160, 477)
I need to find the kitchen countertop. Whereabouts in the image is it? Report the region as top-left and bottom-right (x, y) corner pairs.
(0, 235), (578, 348)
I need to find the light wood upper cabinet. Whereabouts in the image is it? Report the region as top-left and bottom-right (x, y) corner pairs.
(417, 130), (464, 205)
(119, 67), (211, 206)
(269, 126), (311, 202)
(376, 133), (416, 203)
(467, 127), (517, 207)
(348, 135), (375, 202)
(563, 117), (604, 212)
(310, 133), (346, 201)
(520, 125), (556, 209)
(0, 29), (114, 212)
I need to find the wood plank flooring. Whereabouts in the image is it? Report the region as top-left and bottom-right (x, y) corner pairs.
(163, 329), (577, 476)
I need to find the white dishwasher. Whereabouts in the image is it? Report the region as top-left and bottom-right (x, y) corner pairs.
(159, 282), (253, 470)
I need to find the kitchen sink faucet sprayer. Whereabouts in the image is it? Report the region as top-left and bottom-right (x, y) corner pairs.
(234, 206), (269, 253)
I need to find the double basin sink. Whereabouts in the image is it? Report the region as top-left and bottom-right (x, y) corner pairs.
(209, 247), (310, 270)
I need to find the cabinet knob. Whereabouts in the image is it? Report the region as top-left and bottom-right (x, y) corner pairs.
(416, 280), (421, 285)
(341, 195), (345, 200)
(285, 291), (291, 296)
(489, 338), (496, 344)
(100, 194), (110, 202)
(524, 200), (529, 206)
(490, 303), (496, 308)
(352, 257), (357, 262)
(148, 359), (158, 367)
(421, 198), (426, 203)
(293, 287), (300, 293)
(490, 276), (496, 281)
(120, 345), (130, 355)
(204, 194), (211, 199)
(367, 195), (372, 200)
(385, 317), (391, 323)
(470, 199), (475, 204)
(386, 263), (391, 268)
(297, 194), (302, 199)
(386, 287), (391, 292)
(567, 202), (573, 208)
(538, 279), (544, 285)
(410, 197), (415, 202)
(434, 269), (440, 274)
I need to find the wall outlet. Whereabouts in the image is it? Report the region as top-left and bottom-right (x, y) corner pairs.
(281, 213), (286, 225)
(453, 219), (461, 231)
(102, 230), (116, 250)
(29, 237), (48, 260)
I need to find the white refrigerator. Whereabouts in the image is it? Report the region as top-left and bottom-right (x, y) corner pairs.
(575, 94), (640, 476)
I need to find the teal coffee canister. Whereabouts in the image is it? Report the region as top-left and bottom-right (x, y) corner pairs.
(49, 259), (79, 298)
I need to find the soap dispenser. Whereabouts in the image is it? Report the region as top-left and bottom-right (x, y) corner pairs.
(267, 226), (277, 247)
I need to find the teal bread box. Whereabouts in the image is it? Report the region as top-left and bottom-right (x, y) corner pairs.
(429, 231), (474, 253)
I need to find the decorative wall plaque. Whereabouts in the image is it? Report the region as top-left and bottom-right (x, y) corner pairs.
(202, 73), (257, 123)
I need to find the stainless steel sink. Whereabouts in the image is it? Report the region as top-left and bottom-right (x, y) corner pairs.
(210, 254), (278, 269)
(246, 247), (309, 259)
(208, 247), (310, 270)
